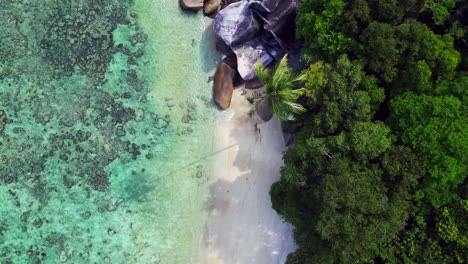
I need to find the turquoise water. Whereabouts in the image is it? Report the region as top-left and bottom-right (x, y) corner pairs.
(0, 0), (219, 263)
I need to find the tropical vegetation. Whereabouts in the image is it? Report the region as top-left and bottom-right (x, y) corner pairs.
(270, 0), (468, 263)
(250, 55), (307, 122)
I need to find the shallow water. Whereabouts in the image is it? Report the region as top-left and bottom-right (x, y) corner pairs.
(0, 0), (219, 263)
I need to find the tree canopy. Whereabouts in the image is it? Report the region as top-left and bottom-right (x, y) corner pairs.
(272, 0), (468, 262)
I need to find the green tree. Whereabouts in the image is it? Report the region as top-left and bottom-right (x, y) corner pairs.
(273, 0), (467, 262)
(390, 93), (467, 207)
(253, 55), (306, 121)
(436, 198), (468, 262)
(302, 55), (385, 133)
(425, 0), (462, 25)
(349, 121), (392, 160)
(296, 0), (353, 58)
(368, 0), (424, 24)
(383, 216), (454, 263)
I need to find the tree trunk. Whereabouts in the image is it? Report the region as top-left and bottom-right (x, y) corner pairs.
(255, 97), (273, 122)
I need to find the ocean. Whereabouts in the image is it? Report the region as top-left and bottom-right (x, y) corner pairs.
(0, 0), (219, 263)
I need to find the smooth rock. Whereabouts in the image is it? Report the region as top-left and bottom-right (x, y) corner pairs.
(180, 0), (204, 11)
(214, 1), (261, 46)
(232, 36), (274, 80)
(204, 0), (222, 16)
(214, 0), (299, 80)
(214, 62), (237, 109)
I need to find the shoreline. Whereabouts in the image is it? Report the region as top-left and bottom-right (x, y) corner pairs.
(202, 88), (296, 263)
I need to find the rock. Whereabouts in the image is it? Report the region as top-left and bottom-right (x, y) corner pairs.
(264, 0), (297, 38)
(180, 0), (204, 11)
(214, 62), (237, 109)
(214, 0), (299, 81)
(214, 1), (261, 46)
(258, 0), (281, 12)
(223, 53), (245, 87)
(245, 78), (263, 89)
(232, 37), (274, 80)
(223, 51), (237, 69)
(204, 0), (222, 16)
(215, 37), (231, 53)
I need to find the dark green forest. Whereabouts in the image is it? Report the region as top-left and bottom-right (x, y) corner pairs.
(270, 0), (468, 263)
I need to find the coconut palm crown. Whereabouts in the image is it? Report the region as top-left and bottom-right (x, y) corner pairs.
(254, 54), (307, 121)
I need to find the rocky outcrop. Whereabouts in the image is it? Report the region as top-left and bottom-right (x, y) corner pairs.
(214, 1), (261, 47)
(214, 0), (299, 81)
(214, 62), (237, 109)
(180, 0), (204, 11)
(204, 0), (222, 16)
(232, 37), (273, 80)
(264, 0), (297, 37)
(258, 0), (280, 12)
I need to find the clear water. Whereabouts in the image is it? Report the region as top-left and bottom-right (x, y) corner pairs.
(0, 0), (219, 263)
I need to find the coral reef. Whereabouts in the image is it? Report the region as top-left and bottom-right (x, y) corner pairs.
(0, 0), (170, 262)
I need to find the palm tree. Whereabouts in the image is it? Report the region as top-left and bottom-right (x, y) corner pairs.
(249, 54), (307, 122)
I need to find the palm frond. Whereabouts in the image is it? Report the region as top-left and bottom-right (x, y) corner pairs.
(255, 59), (270, 85)
(252, 54), (307, 122)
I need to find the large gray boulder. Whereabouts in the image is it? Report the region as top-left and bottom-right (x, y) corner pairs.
(264, 0), (296, 37)
(251, 0), (280, 12)
(231, 37), (273, 80)
(214, 1), (261, 47)
(214, 0), (299, 81)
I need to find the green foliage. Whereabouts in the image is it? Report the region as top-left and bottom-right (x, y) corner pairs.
(437, 199), (468, 262)
(273, 55), (404, 263)
(296, 0), (353, 58)
(315, 157), (407, 263)
(350, 121), (392, 160)
(275, 0), (468, 262)
(303, 55), (385, 134)
(360, 20), (460, 84)
(384, 218), (454, 263)
(254, 55), (306, 121)
(390, 93), (467, 207)
(425, 0), (462, 25)
(342, 0), (371, 36)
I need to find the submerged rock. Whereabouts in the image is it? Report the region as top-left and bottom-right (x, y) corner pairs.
(180, 0), (204, 11)
(214, 62), (237, 109)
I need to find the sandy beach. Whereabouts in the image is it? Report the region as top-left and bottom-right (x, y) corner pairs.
(203, 88), (296, 264)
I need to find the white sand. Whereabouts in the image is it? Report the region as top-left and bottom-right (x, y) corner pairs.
(202, 88), (297, 264)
